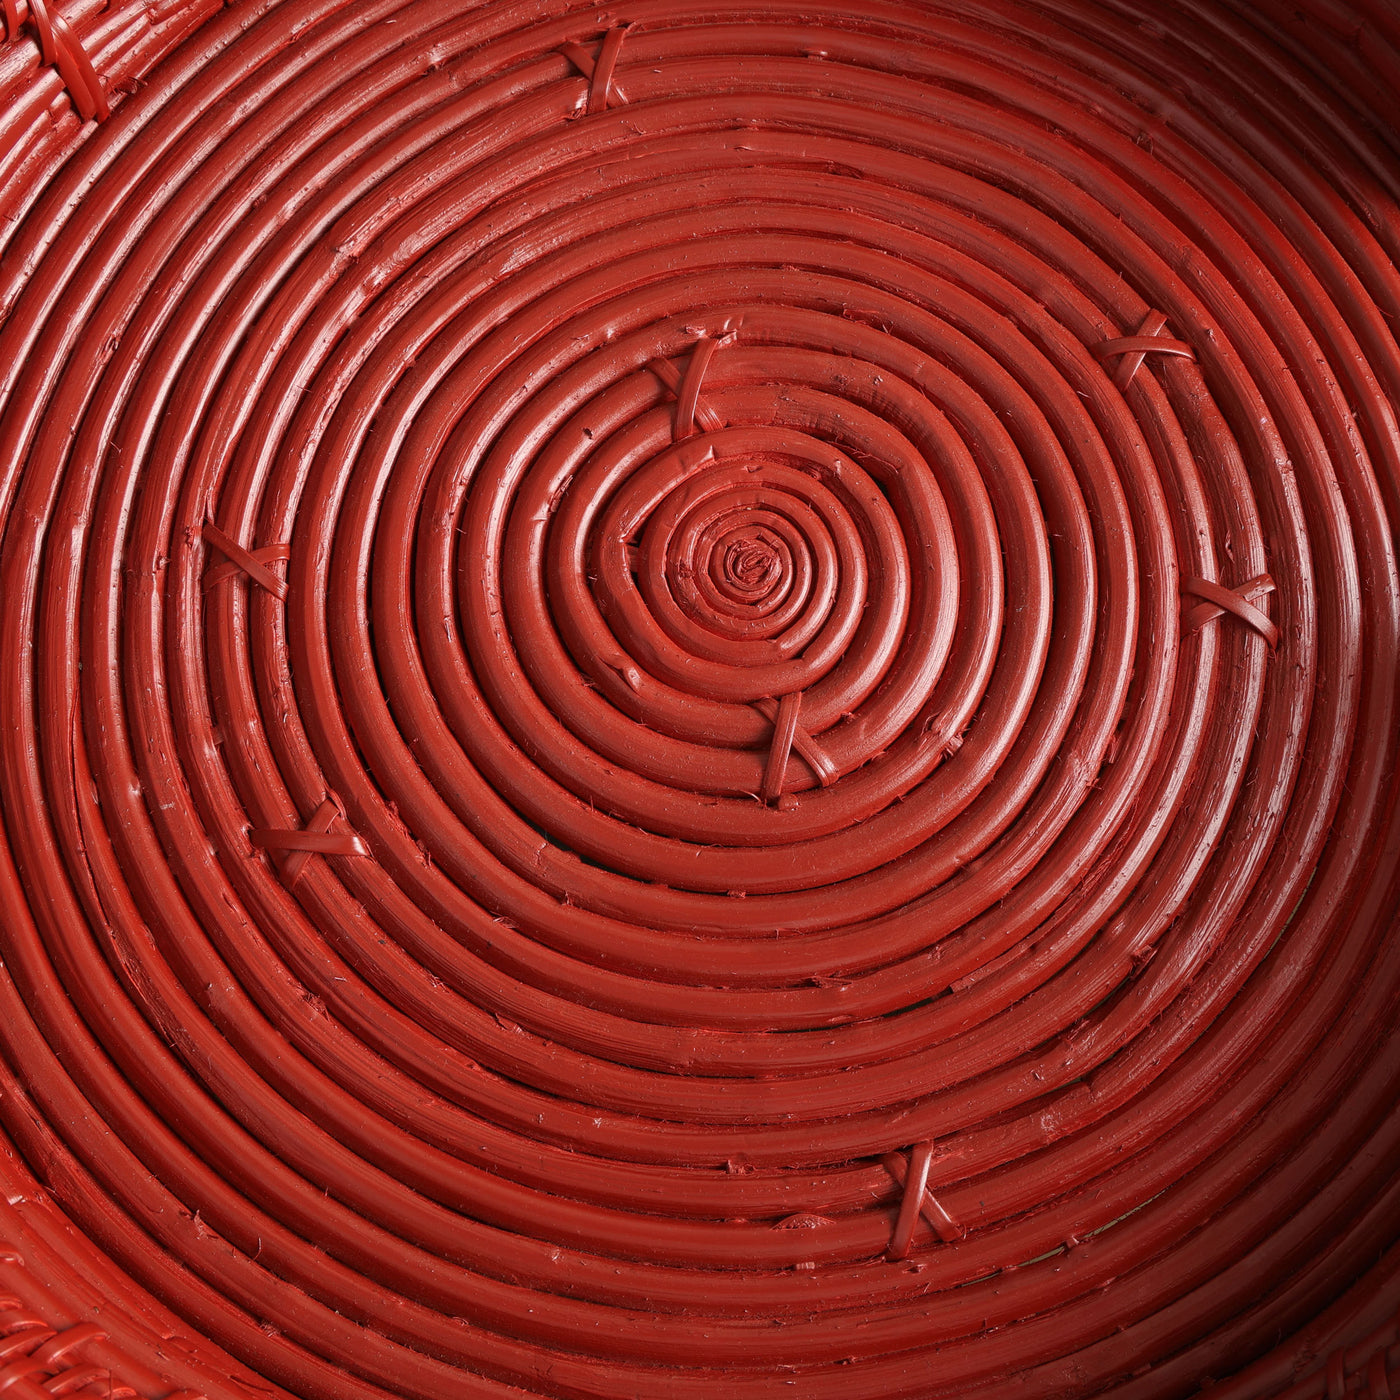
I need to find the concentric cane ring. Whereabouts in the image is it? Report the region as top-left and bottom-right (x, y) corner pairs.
(0, 1), (1398, 1398)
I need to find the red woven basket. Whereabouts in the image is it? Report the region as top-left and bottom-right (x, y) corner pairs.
(0, 1), (1397, 1397)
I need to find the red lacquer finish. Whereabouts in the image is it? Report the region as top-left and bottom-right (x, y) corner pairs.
(0, 0), (1397, 1397)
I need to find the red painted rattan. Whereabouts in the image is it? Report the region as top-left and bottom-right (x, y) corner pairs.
(0, 1), (1397, 1397)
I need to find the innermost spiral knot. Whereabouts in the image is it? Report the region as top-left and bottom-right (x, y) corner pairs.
(718, 531), (784, 600)
(585, 427), (894, 700)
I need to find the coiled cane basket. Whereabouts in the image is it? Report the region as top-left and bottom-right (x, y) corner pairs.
(0, 0), (1397, 1396)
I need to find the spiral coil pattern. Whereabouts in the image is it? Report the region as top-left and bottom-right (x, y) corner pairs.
(0, 1), (1398, 1397)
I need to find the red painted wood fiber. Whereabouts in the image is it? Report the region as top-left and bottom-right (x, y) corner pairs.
(0, 0), (1397, 1397)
